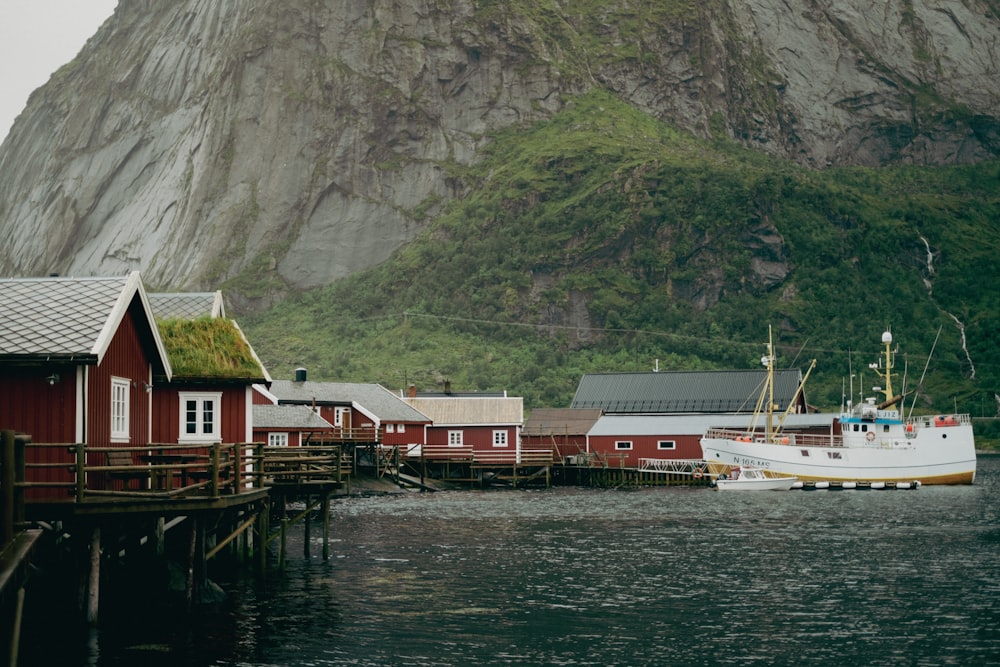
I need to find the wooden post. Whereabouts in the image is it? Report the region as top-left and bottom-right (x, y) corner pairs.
(255, 500), (268, 575)
(86, 526), (101, 625)
(74, 443), (86, 501)
(279, 518), (287, 569)
(186, 516), (197, 609)
(321, 492), (330, 561)
(303, 497), (311, 559)
(2, 430), (14, 546)
(6, 585), (25, 667)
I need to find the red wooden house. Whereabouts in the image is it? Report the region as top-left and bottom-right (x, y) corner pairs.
(0, 273), (171, 499)
(571, 369), (815, 468)
(254, 370), (431, 449)
(521, 408), (603, 462)
(402, 387), (523, 458)
(252, 404), (335, 447)
(149, 292), (271, 447)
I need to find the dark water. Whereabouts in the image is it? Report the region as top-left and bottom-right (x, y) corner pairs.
(22, 456), (1000, 666)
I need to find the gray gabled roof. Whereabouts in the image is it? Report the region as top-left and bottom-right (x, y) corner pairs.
(570, 369), (806, 414)
(0, 272), (171, 376)
(267, 380), (430, 423)
(523, 408), (604, 437)
(253, 404), (334, 430)
(403, 395), (523, 426)
(148, 291), (226, 319)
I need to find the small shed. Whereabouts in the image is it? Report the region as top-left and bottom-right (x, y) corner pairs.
(252, 404), (335, 447)
(522, 408), (603, 461)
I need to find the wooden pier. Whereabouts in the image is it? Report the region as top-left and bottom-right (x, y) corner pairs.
(1, 429), (351, 664)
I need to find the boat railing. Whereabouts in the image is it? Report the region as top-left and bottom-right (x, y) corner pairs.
(703, 428), (842, 448)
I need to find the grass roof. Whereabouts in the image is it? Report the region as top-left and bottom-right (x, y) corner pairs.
(157, 317), (265, 380)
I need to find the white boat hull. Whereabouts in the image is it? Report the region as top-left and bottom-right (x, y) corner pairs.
(713, 476), (797, 491)
(701, 420), (977, 485)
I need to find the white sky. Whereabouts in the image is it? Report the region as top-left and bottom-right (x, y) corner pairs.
(0, 0), (118, 143)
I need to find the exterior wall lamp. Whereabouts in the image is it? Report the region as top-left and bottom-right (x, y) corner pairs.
(46, 373), (60, 385)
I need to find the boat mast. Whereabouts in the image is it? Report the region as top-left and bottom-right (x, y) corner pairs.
(765, 326), (775, 440)
(870, 330), (896, 410)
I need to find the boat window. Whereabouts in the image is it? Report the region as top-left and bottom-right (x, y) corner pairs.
(882, 425), (890, 432)
(799, 449), (810, 457)
(853, 424), (860, 432)
(827, 451), (842, 459)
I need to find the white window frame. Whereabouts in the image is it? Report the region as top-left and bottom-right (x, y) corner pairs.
(386, 423), (395, 433)
(111, 377), (130, 442)
(178, 392), (223, 443)
(268, 432), (289, 447)
(397, 423), (406, 433)
(615, 440), (633, 450)
(657, 440), (676, 451)
(448, 430), (464, 447)
(493, 430), (508, 448)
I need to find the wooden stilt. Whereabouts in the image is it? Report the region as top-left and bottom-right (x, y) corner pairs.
(186, 516), (196, 609)
(279, 518), (287, 569)
(8, 587), (25, 667)
(321, 492), (330, 561)
(86, 526), (101, 625)
(303, 498), (311, 559)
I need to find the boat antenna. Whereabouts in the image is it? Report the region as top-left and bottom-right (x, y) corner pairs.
(869, 330), (897, 409)
(907, 324), (942, 420)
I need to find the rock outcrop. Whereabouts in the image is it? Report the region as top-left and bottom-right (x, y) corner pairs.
(0, 0), (996, 309)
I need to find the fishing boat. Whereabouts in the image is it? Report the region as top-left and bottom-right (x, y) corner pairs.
(711, 465), (797, 491)
(700, 328), (977, 485)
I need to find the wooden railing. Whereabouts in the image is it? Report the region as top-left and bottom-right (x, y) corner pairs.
(405, 444), (475, 460)
(400, 445), (554, 466)
(258, 445), (349, 485)
(4, 440), (351, 503)
(471, 449), (555, 466)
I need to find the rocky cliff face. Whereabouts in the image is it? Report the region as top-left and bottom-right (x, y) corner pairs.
(1, 0), (997, 309)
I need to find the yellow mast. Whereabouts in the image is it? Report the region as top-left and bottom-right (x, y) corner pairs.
(765, 325), (775, 440)
(870, 330), (896, 410)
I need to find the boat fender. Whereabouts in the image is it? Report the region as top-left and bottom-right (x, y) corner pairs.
(693, 470), (703, 479)
(866, 431), (875, 442)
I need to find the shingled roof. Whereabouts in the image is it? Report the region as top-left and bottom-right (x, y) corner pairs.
(266, 380), (431, 423)
(148, 291), (226, 319)
(403, 395), (523, 426)
(522, 408), (604, 437)
(0, 272), (170, 375)
(570, 369), (807, 414)
(253, 404), (334, 430)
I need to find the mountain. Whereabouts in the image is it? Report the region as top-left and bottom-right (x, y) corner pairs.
(0, 0), (997, 309)
(1, 0), (998, 436)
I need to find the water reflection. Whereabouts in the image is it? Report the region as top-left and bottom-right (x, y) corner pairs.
(20, 458), (1000, 666)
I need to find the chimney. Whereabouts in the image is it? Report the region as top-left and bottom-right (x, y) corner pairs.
(408, 384), (417, 398)
(294, 367), (307, 382)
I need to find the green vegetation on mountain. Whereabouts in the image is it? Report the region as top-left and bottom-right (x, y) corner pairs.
(241, 91), (1000, 445)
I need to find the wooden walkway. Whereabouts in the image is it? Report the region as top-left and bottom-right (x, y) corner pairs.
(1, 430), (351, 651)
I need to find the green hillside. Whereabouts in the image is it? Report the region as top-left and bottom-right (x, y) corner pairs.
(240, 91), (1000, 445)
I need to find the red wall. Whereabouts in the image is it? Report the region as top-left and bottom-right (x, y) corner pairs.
(588, 434), (702, 467)
(3, 301), (156, 499)
(381, 422), (426, 446)
(152, 384), (250, 444)
(87, 302), (153, 448)
(425, 425), (518, 450)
